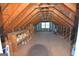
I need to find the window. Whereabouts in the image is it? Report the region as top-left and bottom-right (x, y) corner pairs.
(42, 22), (46, 28)
(46, 22), (50, 28)
(41, 22), (50, 29)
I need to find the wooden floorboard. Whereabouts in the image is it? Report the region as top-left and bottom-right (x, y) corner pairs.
(13, 32), (71, 56)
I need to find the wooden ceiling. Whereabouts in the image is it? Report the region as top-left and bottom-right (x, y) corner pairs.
(0, 3), (77, 33)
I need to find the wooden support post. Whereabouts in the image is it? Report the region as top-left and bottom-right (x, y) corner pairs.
(66, 27), (68, 40)
(58, 25), (60, 34)
(67, 27), (69, 39)
(7, 33), (17, 55)
(63, 26), (66, 37)
(59, 25), (63, 35)
(65, 27), (70, 41)
(67, 28), (69, 40)
(62, 26), (64, 36)
(60, 26), (62, 35)
(68, 28), (72, 41)
(64, 27), (67, 38)
(63, 26), (65, 36)
(59, 25), (61, 34)
(60, 25), (62, 35)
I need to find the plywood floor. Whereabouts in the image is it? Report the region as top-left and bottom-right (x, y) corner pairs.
(13, 32), (71, 56)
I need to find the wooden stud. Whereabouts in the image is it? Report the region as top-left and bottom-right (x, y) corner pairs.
(7, 33), (17, 55)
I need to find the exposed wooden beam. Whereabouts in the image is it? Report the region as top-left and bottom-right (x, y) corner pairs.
(4, 4), (34, 32)
(40, 10), (73, 27)
(13, 8), (38, 30)
(21, 6), (72, 28)
(16, 10), (39, 30)
(3, 4), (21, 28)
(50, 11), (71, 27)
(36, 5), (74, 26)
(51, 16), (64, 26)
(1, 3), (9, 11)
(49, 8), (74, 26)
(4, 3), (30, 30)
(61, 3), (76, 14)
(10, 4), (40, 29)
(54, 6), (75, 22)
(30, 15), (41, 24)
(21, 10), (70, 29)
(19, 11), (61, 29)
(6, 7), (39, 32)
(4, 3), (75, 32)
(51, 13), (67, 27)
(14, 9), (72, 31)
(39, 11), (67, 26)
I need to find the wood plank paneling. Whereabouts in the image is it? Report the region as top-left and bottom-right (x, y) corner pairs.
(0, 3), (76, 33)
(49, 8), (74, 26)
(63, 3), (77, 12)
(5, 5), (39, 32)
(4, 3), (30, 30)
(2, 3), (21, 27)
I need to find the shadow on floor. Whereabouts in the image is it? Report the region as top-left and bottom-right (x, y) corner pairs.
(27, 44), (49, 56)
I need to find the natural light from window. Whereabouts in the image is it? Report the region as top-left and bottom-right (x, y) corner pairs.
(41, 22), (50, 29)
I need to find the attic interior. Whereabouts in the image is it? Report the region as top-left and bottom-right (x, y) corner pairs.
(0, 3), (79, 56)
